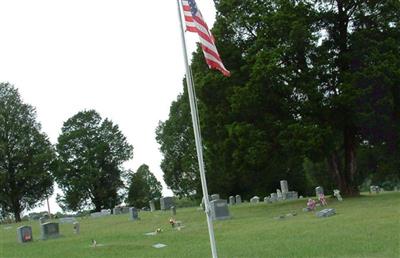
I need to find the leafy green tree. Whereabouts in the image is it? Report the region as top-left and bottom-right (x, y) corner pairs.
(156, 91), (201, 197)
(55, 110), (133, 211)
(194, 0), (399, 196)
(160, 0), (399, 197)
(126, 164), (162, 208)
(0, 82), (55, 222)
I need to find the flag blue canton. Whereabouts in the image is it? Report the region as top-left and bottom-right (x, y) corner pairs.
(188, 0), (198, 16)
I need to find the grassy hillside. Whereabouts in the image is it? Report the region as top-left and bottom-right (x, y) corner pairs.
(1, 192), (399, 258)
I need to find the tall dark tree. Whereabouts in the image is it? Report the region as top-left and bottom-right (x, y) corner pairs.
(126, 164), (162, 208)
(159, 0), (399, 197)
(55, 110), (133, 211)
(307, 0), (399, 194)
(0, 83), (55, 222)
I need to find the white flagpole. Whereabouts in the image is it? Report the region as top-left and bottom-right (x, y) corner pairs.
(176, 1), (218, 258)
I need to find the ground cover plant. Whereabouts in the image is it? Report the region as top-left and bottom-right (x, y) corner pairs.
(1, 192), (399, 258)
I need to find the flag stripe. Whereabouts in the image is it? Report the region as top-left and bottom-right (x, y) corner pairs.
(181, 0), (230, 77)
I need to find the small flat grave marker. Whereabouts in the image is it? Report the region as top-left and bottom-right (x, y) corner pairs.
(316, 208), (336, 218)
(153, 243), (167, 249)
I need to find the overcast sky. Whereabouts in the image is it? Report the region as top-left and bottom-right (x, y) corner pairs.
(0, 0), (216, 213)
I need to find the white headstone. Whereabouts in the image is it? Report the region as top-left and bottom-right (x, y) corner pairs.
(149, 200), (156, 212)
(333, 189), (343, 201)
(280, 180), (289, 199)
(229, 196), (235, 205)
(250, 196), (260, 203)
(277, 189), (283, 200)
(270, 193), (277, 202)
(235, 195), (242, 204)
(211, 194), (220, 201)
(73, 222), (80, 234)
(315, 186), (324, 197)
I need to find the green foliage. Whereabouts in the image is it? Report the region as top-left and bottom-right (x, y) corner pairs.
(156, 91), (201, 197)
(126, 164), (162, 208)
(0, 82), (55, 222)
(159, 0), (399, 198)
(55, 110), (133, 212)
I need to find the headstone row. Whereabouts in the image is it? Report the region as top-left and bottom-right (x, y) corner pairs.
(17, 222), (65, 243)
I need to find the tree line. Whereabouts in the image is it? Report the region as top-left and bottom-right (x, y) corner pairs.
(0, 82), (161, 222)
(156, 0), (399, 199)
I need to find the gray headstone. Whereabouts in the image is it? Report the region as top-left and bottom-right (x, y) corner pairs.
(160, 197), (175, 211)
(210, 199), (230, 220)
(211, 194), (220, 201)
(73, 222), (80, 234)
(280, 180), (289, 199)
(250, 196), (260, 203)
(276, 189), (283, 200)
(113, 207), (122, 215)
(316, 208), (336, 218)
(235, 195), (242, 204)
(122, 207), (130, 214)
(270, 193), (277, 202)
(370, 185), (380, 194)
(40, 222), (60, 240)
(264, 197), (271, 203)
(315, 186), (324, 197)
(129, 207), (139, 221)
(149, 200), (156, 212)
(229, 196), (235, 205)
(101, 209), (111, 215)
(171, 206), (176, 216)
(90, 212), (103, 218)
(285, 191), (298, 200)
(39, 217), (48, 224)
(59, 217), (76, 224)
(17, 226), (33, 243)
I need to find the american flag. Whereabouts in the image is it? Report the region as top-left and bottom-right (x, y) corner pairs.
(181, 0), (230, 77)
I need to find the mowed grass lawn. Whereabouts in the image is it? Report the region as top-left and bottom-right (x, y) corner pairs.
(1, 192), (399, 258)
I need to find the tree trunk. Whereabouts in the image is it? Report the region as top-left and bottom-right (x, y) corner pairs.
(342, 125), (359, 196)
(12, 199), (21, 222)
(327, 128), (359, 197)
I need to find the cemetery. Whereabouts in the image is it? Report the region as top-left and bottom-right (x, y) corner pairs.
(1, 191), (399, 258)
(0, 1), (398, 257)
